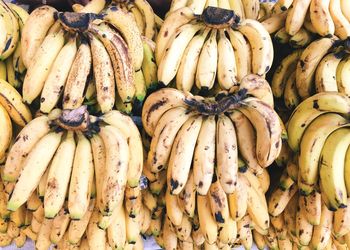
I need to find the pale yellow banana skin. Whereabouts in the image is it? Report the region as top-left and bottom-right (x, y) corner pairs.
(261, 11), (287, 34)
(284, 71), (300, 110)
(315, 52), (342, 93)
(333, 198), (350, 237)
(0, 104), (12, 162)
(50, 207), (70, 244)
(86, 209), (106, 250)
(197, 194), (218, 245)
(35, 218), (53, 250)
(7, 131), (63, 211)
(310, 204), (334, 250)
(329, 0), (350, 40)
(272, 0), (293, 14)
(310, 0), (335, 37)
(338, 55), (350, 96)
(285, 0), (312, 36)
(107, 204), (126, 249)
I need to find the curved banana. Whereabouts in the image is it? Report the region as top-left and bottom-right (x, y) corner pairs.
(165, 188), (183, 226)
(241, 0), (259, 19)
(261, 11), (288, 34)
(340, 0), (350, 22)
(285, 0), (312, 36)
(268, 184), (298, 216)
(289, 27), (314, 48)
(228, 0), (246, 19)
(168, 115), (202, 195)
(208, 176), (230, 224)
(50, 207), (70, 244)
(0, 1), (19, 60)
(197, 194), (217, 244)
(271, 0), (293, 14)
(310, 204), (334, 250)
(333, 198), (350, 237)
(7, 131), (63, 211)
(296, 37), (335, 99)
(228, 175), (248, 221)
(133, 0), (156, 40)
(142, 40), (157, 89)
(337, 55), (350, 96)
(310, 0), (335, 36)
(315, 52), (342, 93)
(193, 115), (216, 195)
(236, 19), (274, 76)
(0, 104), (12, 162)
(329, 0), (350, 40)
(177, 170), (196, 217)
(283, 71), (300, 110)
(40, 36), (77, 113)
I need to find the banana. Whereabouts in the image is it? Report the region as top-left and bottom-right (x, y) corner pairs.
(174, 214), (192, 241)
(155, 7), (195, 64)
(169, 0), (188, 13)
(217, 30), (237, 90)
(299, 191), (322, 225)
(133, 0), (156, 40)
(12, 40), (26, 75)
(62, 40), (91, 110)
(0, 1), (19, 60)
(128, 4), (145, 40)
(315, 52), (342, 93)
(283, 71), (300, 110)
(195, 29), (218, 91)
(320, 128), (350, 210)
(337, 55), (350, 96)
(21, 5), (56, 67)
(271, 49), (301, 98)
(35, 218), (53, 250)
(345, 146), (350, 195)
(310, 0), (335, 36)
(0, 104), (11, 162)
(86, 209), (106, 250)
(237, 215), (253, 250)
(10, 204), (25, 228)
(236, 19), (274, 76)
(26, 192), (41, 211)
(0, 79), (32, 126)
(3, 116), (49, 182)
(104, 6), (143, 71)
(197, 194), (218, 244)
(261, 11), (288, 34)
(158, 22), (203, 86)
(340, 0), (350, 22)
(142, 40), (157, 90)
(333, 198), (350, 237)
(142, 88), (186, 136)
(253, 230), (267, 250)
(216, 114), (238, 194)
(168, 115), (202, 195)
(68, 199), (95, 244)
(44, 131), (75, 218)
(102, 110), (143, 188)
(241, 0), (259, 19)
(227, 29), (252, 81)
(5, 55), (21, 88)
(287, 92), (350, 151)
(268, 184), (298, 216)
(298, 113), (348, 195)
(285, 0), (312, 35)
(177, 170), (196, 217)
(329, 0), (350, 40)
(7, 3), (28, 30)
(0, 61), (6, 80)
(7, 131), (62, 211)
(68, 132), (93, 220)
(275, 27), (291, 44)
(0, 12), (7, 57)
(176, 28), (210, 92)
(271, 0), (293, 14)
(99, 126), (129, 215)
(228, 175), (248, 220)
(238, 97), (282, 168)
(218, 216), (237, 245)
(310, 204), (334, 250)
(50, 207), (70, 244)
(296, 197), (313, 246)
(76, 0), (105, 13)
(208, 175), (230, 224)
(107, 204), (126, 249)
(193, 115), (216, 195)
(296, 37), (336, 99)
(89, 33), (115, 113)
(218, 0), (231, 9)
(40, 36), (77, 113)
(14, 230), (26, 248)
(149, 169), (166, 195)
(37, 167), (49, 199)
(289, 27), (314, 48)
(163, 217), (178, 250)
(22, 28), (65, 104)
(88, 23), (135, 104)
(228, 0), (246, 19)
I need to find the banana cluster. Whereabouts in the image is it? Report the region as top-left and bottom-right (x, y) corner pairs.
(168, 0), (262, 19)
(20, 3), (158, 115)
(271, 37), (350, 110)
(156, 5), (274, 93)
(0, 79), (32, 163)
(267, 157), (350, 250)
(261, 0), (350, 40)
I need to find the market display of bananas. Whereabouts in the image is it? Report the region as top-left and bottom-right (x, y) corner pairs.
(20, 1), (158, 115)
(271, 37), (350, 108)
(156, 4), (274, 92)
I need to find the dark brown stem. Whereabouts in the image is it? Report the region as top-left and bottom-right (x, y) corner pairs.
(55, 105), (90, 131)
(55, 11), (103, 33)
(201, 6), (240, 29)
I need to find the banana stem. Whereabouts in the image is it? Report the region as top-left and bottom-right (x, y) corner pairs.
(201, 6), (241, 29)
(55, 105), (91, 131)
(54, 11), (103, 32)
(184, 88), (247, 116)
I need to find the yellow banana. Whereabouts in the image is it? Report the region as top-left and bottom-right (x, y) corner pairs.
(285, 0), (312, 35)
(329, 0), (350, 40)
(0, 104), (11, 162)
(310, 0), (335, 36)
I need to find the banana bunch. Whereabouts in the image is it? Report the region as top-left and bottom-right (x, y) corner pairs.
(271, 37), (350, 109)
(142, 159), (271, 250)
(167, 0), (261, 19)
(285, 92), (350, 208)
(0, 79), (32, 163)
(0, 2), (29, 88)
(20, 3), (158, 115)
(156, 5), (274, 93)
(263, 0), (350, 40)
(267, 159), (350, 250)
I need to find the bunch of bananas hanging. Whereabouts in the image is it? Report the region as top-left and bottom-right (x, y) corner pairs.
(267, 159), (350, 250)
(0, 2), (29, 88)
(20, 2), (158, 115)
(167, 0), (262, 19)
(271, 37), (350, 110)
(0, 79), (32, 163)
(0, 105), (144, 249)
(156, 4), (274, 93)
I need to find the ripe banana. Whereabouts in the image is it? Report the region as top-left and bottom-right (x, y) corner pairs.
(329, 0), (350, 40)
(0, 104), (11, 162)
(315, 52), (342, 93)
(285, 0), (312, 36)
(309, 0), (335, 36)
